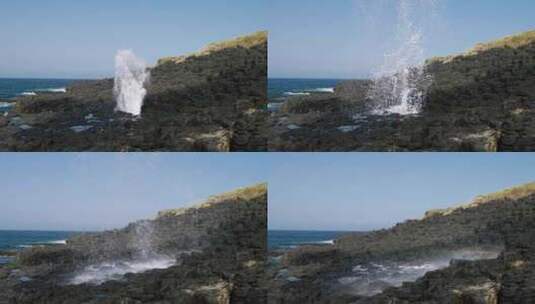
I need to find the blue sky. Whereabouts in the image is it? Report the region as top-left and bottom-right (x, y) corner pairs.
(269, 0), (535, 78)
(1, 153), (534, 232)
(268, 153), (535, 231)
(0, 153), (269, 231)
(0, 0), (266, 79)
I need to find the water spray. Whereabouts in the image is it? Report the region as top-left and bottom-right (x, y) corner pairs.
(114, 50), (150, 116)
(366, 0), (435, 115)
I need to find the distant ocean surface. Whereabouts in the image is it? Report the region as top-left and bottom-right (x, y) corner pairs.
(268, 78), (342, 102)
(0, 78), (80, 99)
(0, 230), (78, 264)
(268, 230), (352, 250)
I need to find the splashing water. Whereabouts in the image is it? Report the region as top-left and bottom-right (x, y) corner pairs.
(366, 0), (435, 115)
(69, 258), (175, 285)
(134, 220), (157, 259)
(337, 248), (500, 297)
(69, 221), (175, 285)
(114, 50), (150, 116)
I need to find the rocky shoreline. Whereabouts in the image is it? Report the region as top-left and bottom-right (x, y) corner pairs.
(267, 182), (535, 303)
(269, 30), (535, 152)
(0, 31), (267, 152)
(0, 183), (267, 304)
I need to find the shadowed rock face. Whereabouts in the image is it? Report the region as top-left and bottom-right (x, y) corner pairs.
(267, 182), (535, 304)
(0, 31), (267, 152)
(269, 30), (535, 152)
(0, 183), (267, 304)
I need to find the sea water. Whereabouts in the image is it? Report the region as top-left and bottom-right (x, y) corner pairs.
(268, 230), (351, 250)
(0, 78), (78, 99)
(0, 230), (77, 264)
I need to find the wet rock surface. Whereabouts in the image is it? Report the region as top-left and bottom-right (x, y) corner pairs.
(269, 30), (535, 152)
(267, 182), (535, 303)
(0, 31), (267, 152)
(0, 184), (267, 304)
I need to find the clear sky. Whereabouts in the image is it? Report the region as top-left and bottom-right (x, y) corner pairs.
(1, 153), (535, 232)
(0, 0), (266, 79)
(268, 0), (535, 79)
(0, 153), (269, 231)
(268, 153), (535, 231)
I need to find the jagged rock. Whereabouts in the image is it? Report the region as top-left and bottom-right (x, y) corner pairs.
(0, 184), (267, 304)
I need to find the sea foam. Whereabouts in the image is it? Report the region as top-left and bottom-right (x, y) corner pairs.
(338, 248), (500, 296)
(69, 257), (175, 285)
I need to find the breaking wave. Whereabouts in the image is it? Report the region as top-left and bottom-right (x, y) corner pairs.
(284, 87), (335, 96)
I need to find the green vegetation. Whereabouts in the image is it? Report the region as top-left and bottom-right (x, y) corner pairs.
(428, 29), (535, 63)
(204, 182), (267, 204)
(425, 182), (535, 218)
(157, 31), (267, 66)
(472, 182), (535, 204)
(470, 30), (535, 53)
(158, 183), (267, 217)
(201, 31), (267, 53)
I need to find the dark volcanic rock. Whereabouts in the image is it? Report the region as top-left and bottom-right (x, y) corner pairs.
(269, 30), (535, 152)
(268, 182), (535, 303)
(0, 184), (267, 304)
(0, 31), (267, 152)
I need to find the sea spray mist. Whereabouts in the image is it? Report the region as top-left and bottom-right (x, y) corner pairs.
(134, 220), (156, 259)
(366, 0), (435, 115)
(114, 50), (150, 116)
(70, 220), (175, 285)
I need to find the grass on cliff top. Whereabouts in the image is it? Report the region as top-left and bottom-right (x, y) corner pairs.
(425, 182), (535, 218)
(157, 31), (267, 65)
(427, 29), (535, 63)
(201, 31), (267, 53)
(470, 30), (535, 52)
(158, 183), (267, 217)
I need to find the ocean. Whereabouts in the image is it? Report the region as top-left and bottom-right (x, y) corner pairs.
(268, 78), (342, 101)
(0, 230), (78, 264)
(0, 78), (79, 99)
(268, 230), (352, 250)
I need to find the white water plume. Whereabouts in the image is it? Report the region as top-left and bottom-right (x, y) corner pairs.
(114, 50), (150, 116)
(366, 0), (436, 115)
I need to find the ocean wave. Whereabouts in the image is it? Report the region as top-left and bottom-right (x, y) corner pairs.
(47, 240), (67, 245)
(307, 87), (335, 93)
(42, 88), (67, 93)
(16, 239), (67, 248)
(19, 88), (67, 97)
(0, 102), (14, 108)
(284, 92), (311, 96)
(315, 239), (334, 245)
(283, 87), (335, 97)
